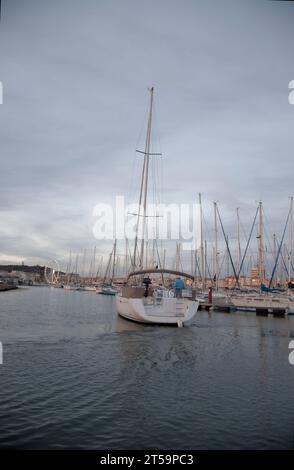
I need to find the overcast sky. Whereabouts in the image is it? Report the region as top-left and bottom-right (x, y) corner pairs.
(1, 0), (294, 270)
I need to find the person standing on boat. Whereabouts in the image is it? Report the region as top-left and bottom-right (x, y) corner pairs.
(174, 277), (185, 298)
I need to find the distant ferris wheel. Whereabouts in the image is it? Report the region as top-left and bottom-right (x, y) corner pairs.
(44, 259), (61, 285)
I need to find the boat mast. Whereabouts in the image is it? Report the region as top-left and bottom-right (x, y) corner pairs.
(90, 246), (96, 280)
(204, 240), (207, 284)
(226, 234), (229, 282)
(163, 248), (166, 270)
(145, 240), (148, 268)
(139, 87), (154, 268)
(125, 238), (128, 277)
(66, 249), (72, 285)
(257, 201), (265, 284)
(132, 88), (154, 268)
(81, 248), (86, 278)
(190, 248), (194, 276)
(199, 193), (205, 291)
(288, 197), (293, 285)
(96, 255), (103, 279)
(237, 207), (241, 277)
(74, 254), (79, 282)
(273, 233), (277, 287)
(111, 239), (117, 284)
(213, 201), (219, 289)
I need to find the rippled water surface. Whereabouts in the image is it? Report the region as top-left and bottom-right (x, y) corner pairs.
(0, 286), (294, 449)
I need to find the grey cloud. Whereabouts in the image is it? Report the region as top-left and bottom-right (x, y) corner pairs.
(0, 0), (294, 267)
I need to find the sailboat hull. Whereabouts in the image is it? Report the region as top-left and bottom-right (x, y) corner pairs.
(116, 294), (199, 326)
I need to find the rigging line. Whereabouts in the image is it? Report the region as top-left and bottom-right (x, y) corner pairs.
(128, 98), (150, 249)
(153, 239), (164, 285)
(240, 218), (249, 241)
(202, 205), (214, 246)
(263, 212), (278, 268)
(269, 208), (291, 288)
(205, 251), (213, 282)
(151, 102), (160, 206)
(95, 255), (103, 278)
(217, 250), (225, 280)
(216, 205), (240, 288)
(263, 208), (282, 275)
(232, 205), (259, 290)
(283, 244), (294, 276)
(264, 228), (275, 265)
(274, 236), (290, 278)
(128, 111), (149, 206)
(240, 218), (257, 272)
(194, 251), (202, 279)
(240, 216), (256, 261)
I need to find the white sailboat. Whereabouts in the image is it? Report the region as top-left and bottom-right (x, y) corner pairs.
(83, 286), (97, 292)
(117, 268), (199, 326)
(116, 88), (199, 326)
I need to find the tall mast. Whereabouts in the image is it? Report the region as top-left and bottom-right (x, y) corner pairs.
(111, 239), (117, 283)
(125, 238), (129, 277)
(273, 233), (277, 287)
(81, 248), (86, 278)
(237, 207), (241, 276)
(66, 249), (72, 284)
(75, 254), (79, 277)
(257, 201), (265, 284)
(96, 255), (103, 279)
(288, 197), (293, 284)
(145, 240), (148, 268)
(132, 88), (154, 268)
(204, 239), (207, 286)
(91, 246), (96, 280)
(213, 201), (219, 289)
(226, 234), (229, 282)
(199, 193), (205, 291)
(139, 87), (154, 268)
(151, 238), (157, 266)
(284, 243), (287, 284)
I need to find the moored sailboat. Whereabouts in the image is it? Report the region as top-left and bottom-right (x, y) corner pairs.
(116, 88), (199, 326)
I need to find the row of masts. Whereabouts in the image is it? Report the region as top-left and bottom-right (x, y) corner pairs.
(202, 197), (294, 288)
(61, 86), (294, 289)
(60, 200), (294, 286)
(128, 88), (294, 288)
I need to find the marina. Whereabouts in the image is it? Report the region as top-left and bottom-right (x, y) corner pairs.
(1, 0), (294, 459)
(0, 286), (294, 450)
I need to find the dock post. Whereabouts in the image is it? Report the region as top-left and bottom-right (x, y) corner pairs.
(208, 287), (212, 304)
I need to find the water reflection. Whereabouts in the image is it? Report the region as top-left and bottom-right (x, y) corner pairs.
(0, 287), (294, 449)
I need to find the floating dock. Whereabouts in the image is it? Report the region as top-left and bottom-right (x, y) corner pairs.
(199, 302), (287, 317)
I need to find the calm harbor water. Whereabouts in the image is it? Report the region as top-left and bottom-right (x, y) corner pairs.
(0, 286), (294, 450)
